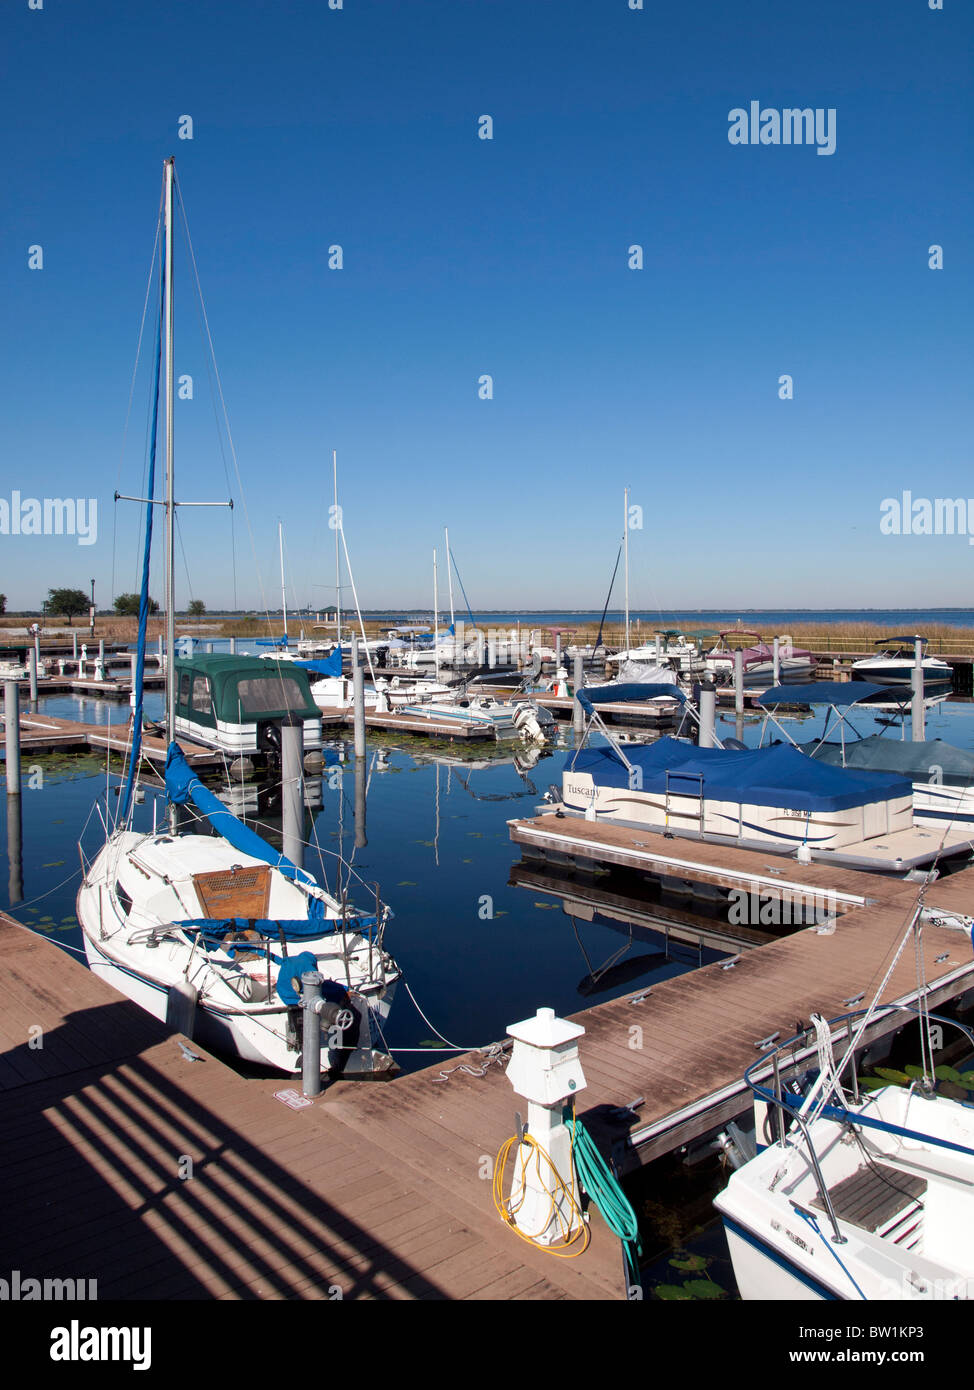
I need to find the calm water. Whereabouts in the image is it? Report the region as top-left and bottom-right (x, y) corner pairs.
(206, 609), (974, 626)
(5, 690), (974, 1298)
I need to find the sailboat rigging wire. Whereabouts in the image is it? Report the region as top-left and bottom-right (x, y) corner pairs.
(338, 523), (377, 684)
(118, 271), (163, 827)
(595, 544), (622, 653)
(173, 168), (273, 631)
(114, 212), (163, 607)
(448, 549), (478, 631)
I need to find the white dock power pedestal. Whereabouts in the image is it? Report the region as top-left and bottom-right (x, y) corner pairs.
(505, 1007), (587, 1246)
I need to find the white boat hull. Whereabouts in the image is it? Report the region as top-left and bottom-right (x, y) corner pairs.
(716, 1087), (974, 1300)
(77, 830), (397, 1075)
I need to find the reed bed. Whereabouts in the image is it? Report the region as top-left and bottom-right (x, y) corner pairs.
(2, 614), (973, 655)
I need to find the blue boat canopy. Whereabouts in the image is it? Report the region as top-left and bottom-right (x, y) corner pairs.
(564, 736), (912, 812)
(577, 683), (686, 715)
(756, 681), (902, 707)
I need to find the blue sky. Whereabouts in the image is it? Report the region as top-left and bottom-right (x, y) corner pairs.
(1, 0), (971, 614)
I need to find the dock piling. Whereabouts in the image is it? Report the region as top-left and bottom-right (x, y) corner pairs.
(28, 648), (38, 703)
(4, 681), (21, 794)
(912, 636), (925, 742)
(573, 655), (585, 737)
(352, 639), (366, 759)
(301, 970), (325, 1098)
(281, 717), (305, 871)
(698, 681), (716, 748)
(773, 636), (781, 686)
(734, 648), (744, 716)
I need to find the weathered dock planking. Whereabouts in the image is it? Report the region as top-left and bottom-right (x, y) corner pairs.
(4, 821), (973, 1298)
(1, 712), (225, 767)
(508, 814), (974, 1166)
(0, 914), (623, 1300)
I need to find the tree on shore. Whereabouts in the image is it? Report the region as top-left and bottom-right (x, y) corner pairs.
(188, 599), (206, 620)
(47, 588), (89, 625)
(114, 593), (160, 617)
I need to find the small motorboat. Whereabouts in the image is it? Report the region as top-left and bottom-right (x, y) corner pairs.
(714, 914), (974, 1300)
(852, 636), (953, 689)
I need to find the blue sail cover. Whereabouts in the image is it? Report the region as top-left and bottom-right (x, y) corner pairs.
(564, 736), (912, 812)
(295, 650), (342, 678)
(165, 741), (322, 911)
(577, 684), (686, 713)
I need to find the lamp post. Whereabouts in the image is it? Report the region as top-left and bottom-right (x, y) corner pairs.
(89, 579), (95, 637)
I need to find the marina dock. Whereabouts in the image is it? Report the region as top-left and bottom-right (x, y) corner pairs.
(508, 813), (974, 1166)
(1, 711), (225, 767)
(4, 811), (974, 1298)
(0, 913), (621, 1300)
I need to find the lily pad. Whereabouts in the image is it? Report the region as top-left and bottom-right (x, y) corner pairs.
(668, 1254), (707, 1272)
(935, 1065), (962, 1084)
(873, 1067), (910, 1085)
(654, 1284), (693, 1301)
(397, 881), (417, 887)
(683, 1278), (726, 1300)
(533, 902), (558, 910)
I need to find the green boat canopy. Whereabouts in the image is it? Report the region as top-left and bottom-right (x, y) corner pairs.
(174, 654), (319, 727)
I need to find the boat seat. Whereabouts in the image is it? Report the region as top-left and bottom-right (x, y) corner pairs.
(193, 865), (271, 920)
(812, 1161), (926, 1235)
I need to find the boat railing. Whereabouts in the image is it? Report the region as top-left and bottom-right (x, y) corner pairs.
(740, 1003), (974, 1243)
(744, 1002), (974, 1117)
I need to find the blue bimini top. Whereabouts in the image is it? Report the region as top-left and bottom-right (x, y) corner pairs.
(564, 737), (912, 813)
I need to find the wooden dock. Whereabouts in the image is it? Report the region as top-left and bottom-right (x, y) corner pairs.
(1, 712), (224, 767)
(522, 693), (680, 726)
(0, 914), (623, 1300)
(508, 814), (974, 1165)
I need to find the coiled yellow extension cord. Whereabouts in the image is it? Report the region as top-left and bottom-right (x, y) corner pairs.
(492, 1109), (591, 1258)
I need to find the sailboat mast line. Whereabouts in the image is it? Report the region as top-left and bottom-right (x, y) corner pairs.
(338, 524), (377, 684)
(163, 159), (176, 759)
(333, 450), (341, 642)
(172, 166), (274, 623)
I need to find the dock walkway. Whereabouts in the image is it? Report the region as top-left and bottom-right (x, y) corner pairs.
(0, 914), (622, 1300)
(1, 711), (225, 767)
(508, 815), (974, 1165)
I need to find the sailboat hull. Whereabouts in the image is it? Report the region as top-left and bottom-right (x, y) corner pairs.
(77, 831), (397, 1075)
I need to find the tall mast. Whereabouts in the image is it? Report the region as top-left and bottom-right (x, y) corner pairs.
(623, 485), (630, 653)
(279, 520), (288, 646)
(164, 157), (176, 750)
(445, 526), (455, 629)
(432, 548), (439, 679)
(333, 450), (341, 644)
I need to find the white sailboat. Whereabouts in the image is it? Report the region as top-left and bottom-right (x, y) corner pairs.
(76, 158), (399, 1077)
